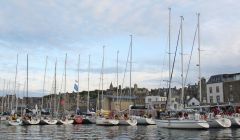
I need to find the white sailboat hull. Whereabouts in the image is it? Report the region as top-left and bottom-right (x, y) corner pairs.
(119, 118), (137, 126)
(96, 117), (119, 126)
(133, 116), (156, 125)
(230, 117), (240, 127)
(8, 119), (22, 126)
(40, 119), (58, 125)
(57, 119), (74, 125)
(156, 119), (209, 129)
(23, 118), (41, 125)
(207, 118), (231, 128)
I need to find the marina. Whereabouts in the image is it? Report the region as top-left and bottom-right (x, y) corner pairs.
(0, 0), (239, 139)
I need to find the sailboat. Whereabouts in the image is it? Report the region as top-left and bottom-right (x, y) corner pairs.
(22, 54), (41, 125)
(96, 46), (119, 126)
(116, 37), (137, 126)
(73, 55), (83, 124)
(81, 55), (96, 124)
(40, 57), (58, 125)
(156, 10), (209, 129)
(57, 54), (74, 125)
(8, 54), (23, 126)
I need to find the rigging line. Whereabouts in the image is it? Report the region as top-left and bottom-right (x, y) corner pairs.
(158, 33), (169, 95)
(184, 25), (198, 87)
(120, 41), (131, 97)
(166, 23), (181, 109)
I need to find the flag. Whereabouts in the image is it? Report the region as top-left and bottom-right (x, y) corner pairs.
(74, 80), (79, 92)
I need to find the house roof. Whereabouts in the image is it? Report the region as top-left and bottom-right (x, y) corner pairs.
(207, 73), (240, 84)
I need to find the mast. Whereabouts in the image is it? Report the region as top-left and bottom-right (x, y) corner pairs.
(101, 46), (105, 109)
(15, 83), (20, 113)
(180, 16), (184, 106)
(197, 13), (201, 103)
(116, 50), (119, 108)
(26, 54), (29, 108)
(54, 60), (57, 115)
(76, 54), (80, 113)
(87, 55), (90, 112)
(42, 56), (48, 110)
(130, 35), (132, 98)
(167, 8), (171, 110)
(64, 53), (67, 112)
(12, 54), (18, 112)
(1, 79), (5, 112)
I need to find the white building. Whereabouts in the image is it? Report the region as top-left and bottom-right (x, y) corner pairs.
(187, 97), (200, 106)
(145, 96), (167, 110)
(206, 73), (240, 104)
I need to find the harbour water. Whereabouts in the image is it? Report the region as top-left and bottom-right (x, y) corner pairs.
(1, 123), (240, 140)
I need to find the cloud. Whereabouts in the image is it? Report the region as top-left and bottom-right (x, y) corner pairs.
(0, 0), (239, 97)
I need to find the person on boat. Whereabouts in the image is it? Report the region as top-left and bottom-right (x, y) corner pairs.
(183, 112), (188, 119)
(123, 113), (128, 120)
(178, 112), (183, 118)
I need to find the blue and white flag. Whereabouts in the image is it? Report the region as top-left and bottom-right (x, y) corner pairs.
(74, 80), (79, 92)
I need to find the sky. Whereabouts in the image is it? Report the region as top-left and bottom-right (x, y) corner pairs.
(0, 0), (239, 97)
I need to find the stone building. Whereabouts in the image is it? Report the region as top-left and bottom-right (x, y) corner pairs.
(207, 73), (240, 104)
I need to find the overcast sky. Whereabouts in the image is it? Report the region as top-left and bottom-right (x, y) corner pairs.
(0, 0), (239, 97)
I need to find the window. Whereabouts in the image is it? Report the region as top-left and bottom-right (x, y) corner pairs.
(230, 95), (234, 102)
(229, 85), (233, 91)
(209, 87), (212, 93)
(210, 96), (213, 103)
(216, 86), (219, 93)
(216, 95), (220, 103)
(148, 98), (151, 103)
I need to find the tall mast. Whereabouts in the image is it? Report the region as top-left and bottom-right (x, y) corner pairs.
(129, 35), (133, 115)
(15, 83), (20, 113)
(180, 16), (184, 106)
(42, 56), (48, 110)
(87, 55), (90, 112)
(14, 54), (19, 112)
(26, 54), (29, 108)
(168, 8), (171, 109)
(1, 79), (5, 112)
(54, 60), (57, 114)
(77, 54), (80, 113)
(116, 50), (119, 108)
(12, 54), (18, 112)
(101, 46), (105, 109)
(64, 53), (67, 112)
(197, 13), (201, 103)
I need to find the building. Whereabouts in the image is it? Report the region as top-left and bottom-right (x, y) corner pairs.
(102, 95), (136, 111)
(207, 73), (240, 104)
(145, 96), (167, 111)
(187, 97), (200, 106)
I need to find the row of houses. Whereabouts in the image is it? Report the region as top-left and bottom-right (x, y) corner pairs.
(0, 72), (239, 113)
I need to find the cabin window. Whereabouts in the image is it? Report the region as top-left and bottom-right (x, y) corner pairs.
(216, 95), (220, 103)
(209, 87), (212, 93)
(216, 86), (219, 93)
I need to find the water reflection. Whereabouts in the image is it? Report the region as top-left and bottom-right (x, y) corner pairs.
(0, 124), (240, 139)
